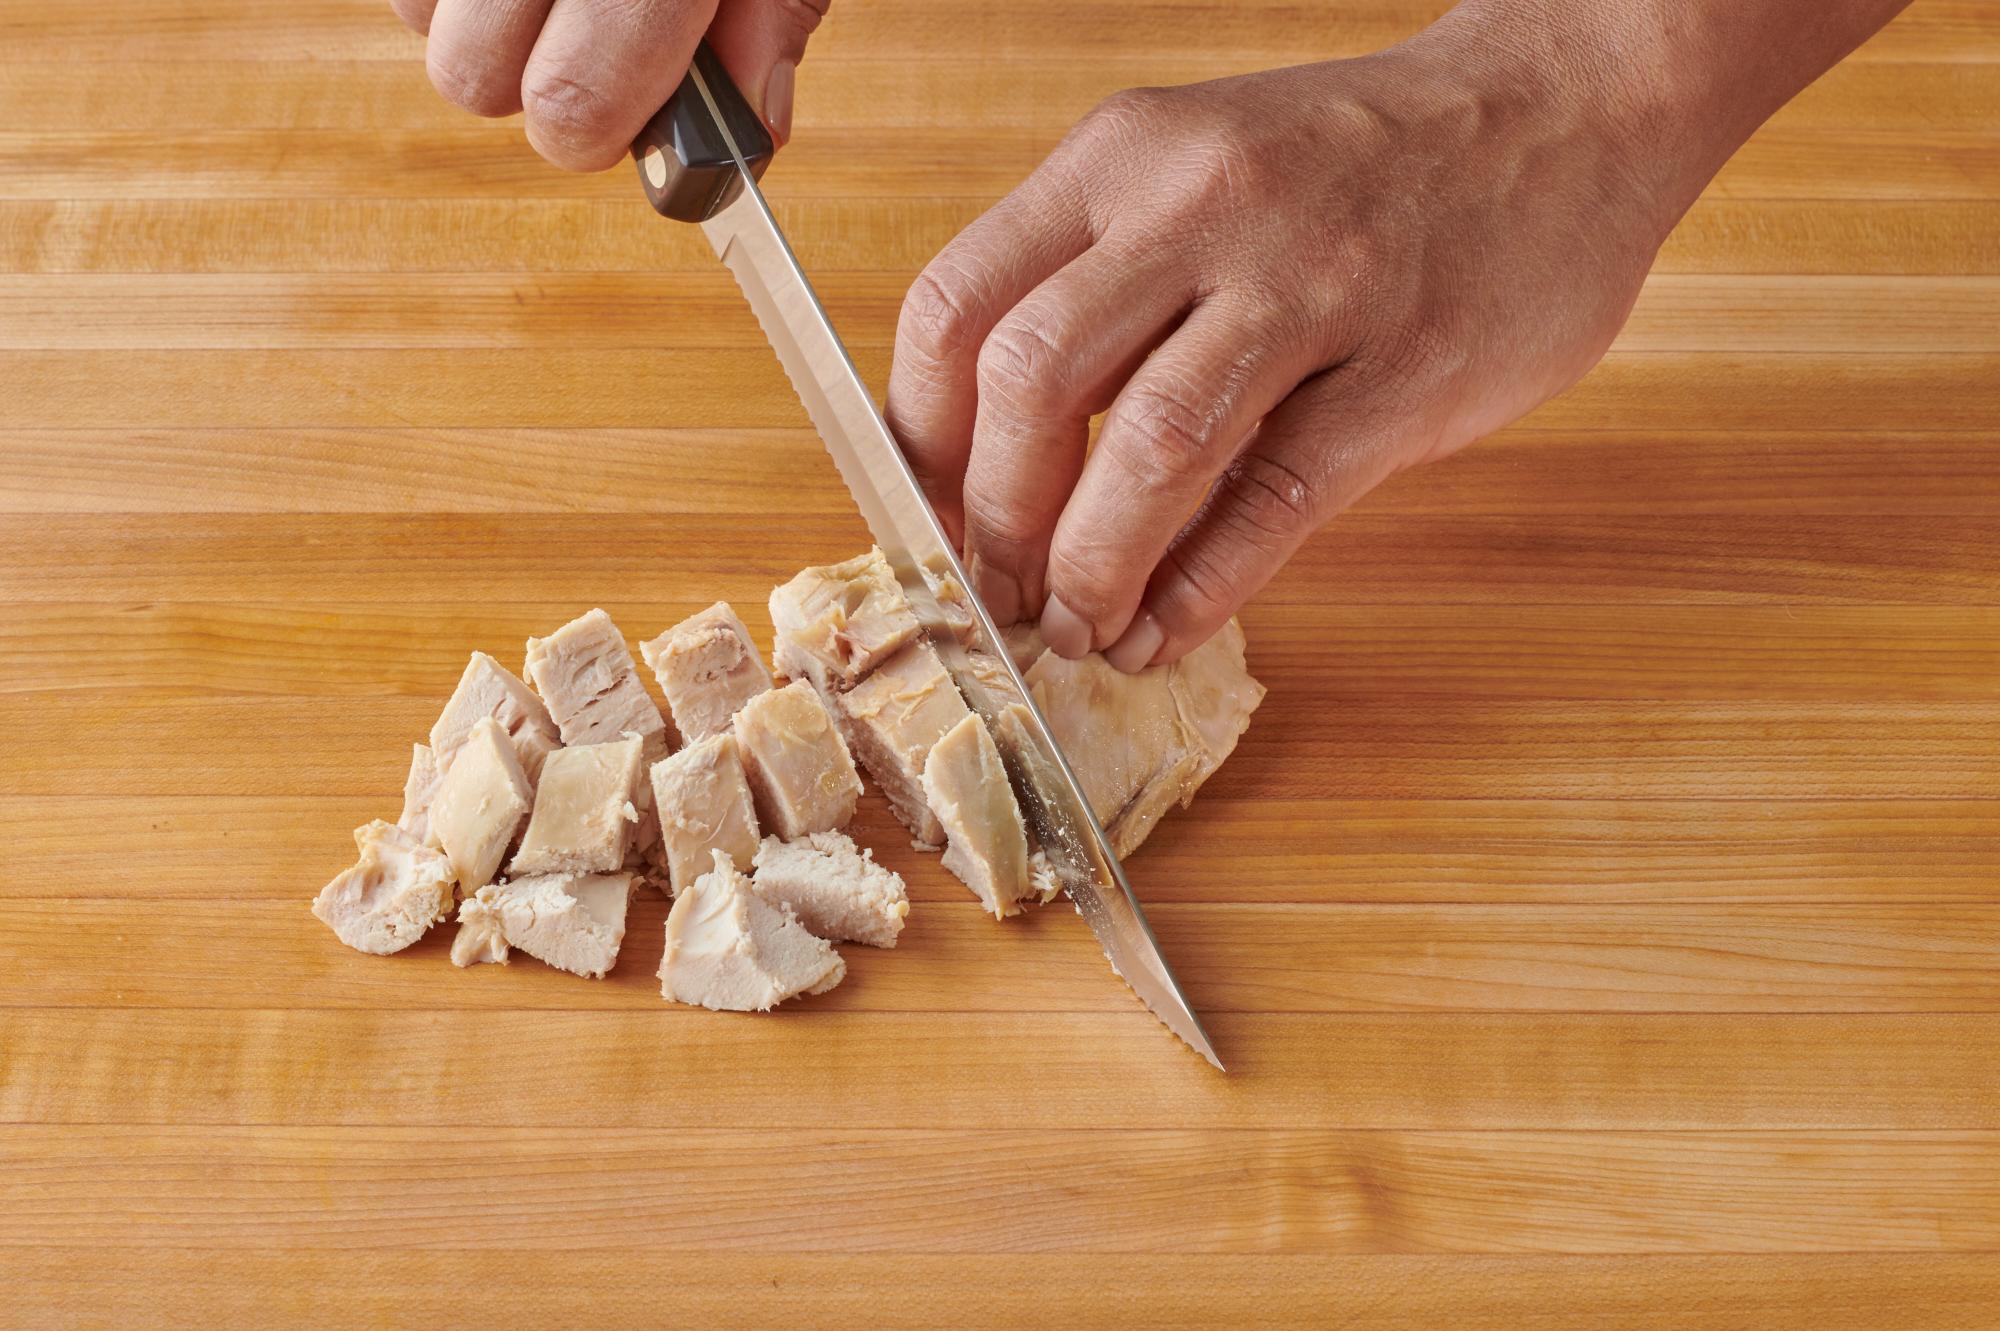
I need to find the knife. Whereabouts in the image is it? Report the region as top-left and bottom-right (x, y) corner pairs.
(630, 47), (1221, 1070)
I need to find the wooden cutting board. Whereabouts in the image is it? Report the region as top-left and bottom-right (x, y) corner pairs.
(2, 2), (1996, 1325)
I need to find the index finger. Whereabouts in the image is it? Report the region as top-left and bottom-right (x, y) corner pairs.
(886, 167), (1092, 551)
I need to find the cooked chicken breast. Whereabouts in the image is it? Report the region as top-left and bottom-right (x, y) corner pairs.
(1024, 618), (1265, 856)
(430, 651), (561, 781)
(733, 681), (863, 839)
(428, 717), (534, 892)
(522, 608), (670, 760)
(769, 547), (920, 693)
(836, 640), (971, 847)
(752, 830), (910, 948)
(640, 600), (773, 745)
(659, 850), (846, 1010)
(312, 819), (456, 955)
(649, 732), (762, 895)
(396, 742), (442, 846)
(922, 712), (1034, 918)
(508, 736), (645, 876)
(451, 871), (634, 978)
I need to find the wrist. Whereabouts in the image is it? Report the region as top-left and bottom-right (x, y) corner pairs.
(1420, 0), (1911, 235)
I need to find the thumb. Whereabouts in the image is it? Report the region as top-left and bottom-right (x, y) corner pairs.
(705, 0), (830, 147)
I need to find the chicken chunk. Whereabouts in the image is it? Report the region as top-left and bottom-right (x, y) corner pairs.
(752, 831), (910, 948)
(836, 640), (971, 847)
(649, 732), (762, 895)
(659, 850), (846, 1010)
(508, 736), (645, 876)
(430, 651), (561, 780)
(640, 601), (773, 745)
(524, 609), (670, 867)
(922, 712), (1034, 918)
(312, 820), (455, 955)
(428, 717), (534, 892)
(522, 608), (670, 759)
(1024, 618), (1265, 856)
(769, 547), (920, 693)
(733, 680), (863, 839)
(451, 871), (634, 978)
(396, 742), (442, 846)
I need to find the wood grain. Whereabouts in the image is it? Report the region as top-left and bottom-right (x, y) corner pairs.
(1, 0), (1995, 1325)
(6, 1254), (1996, 1331)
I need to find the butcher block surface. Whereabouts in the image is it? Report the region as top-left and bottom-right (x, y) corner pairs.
(2, 2), (1998, 1326)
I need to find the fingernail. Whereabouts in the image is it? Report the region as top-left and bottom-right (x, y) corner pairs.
(1104, 610), (1165, 674)
(970, 556), (1023, 626)
(763, 60), (796, 146)
(1039, 595), (1093, 660)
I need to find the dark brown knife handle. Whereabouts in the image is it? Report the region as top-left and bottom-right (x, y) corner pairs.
(630, 42), (775, 223)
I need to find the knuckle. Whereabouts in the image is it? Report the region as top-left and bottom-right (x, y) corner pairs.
(1217, 453), (1322, 546)
(427, 50), (518, 118)
(1155, 542), (1241, 630)
(1044, 544), (1127, 618)
(964, 493), (1045, 552)
(1103, 382), (1225, 485)
(975, 318), (1071, 416)
(897, 264), (982, 364)
(522, 68), (623, 160)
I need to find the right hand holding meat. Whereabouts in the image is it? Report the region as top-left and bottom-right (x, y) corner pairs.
(390, 0), (827, 169)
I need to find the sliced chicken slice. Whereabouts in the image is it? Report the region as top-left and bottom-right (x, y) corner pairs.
(922, 712), (1034, 918)
(733, 681), (863, 839)
(430, 651), (561, 781)
(508, 736), (645, 877)
(312, 820), (456, 955)
(659, 850), (846, 1010)
(451, 871), (634, 978)
(752, 830), (910, 948)
(769, 547), (920, 693)
(835, 640), (971, 847)
(649, 732), (762, 895)
(640, 600), (772, 745)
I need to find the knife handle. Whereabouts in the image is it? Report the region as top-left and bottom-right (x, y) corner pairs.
(630, 43), (776, 223)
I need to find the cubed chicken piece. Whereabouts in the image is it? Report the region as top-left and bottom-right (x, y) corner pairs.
(508, 736), (645, 876)
(428, 717), (533, 892)
(836, 640), (971, 847)
(659, 850), (845, 1010)
(640, 601), (773, 745)
(524, 608), (670, 866)
(752, 830), (910, 948)
(769, 547), (920, 693)
(396, 742), (443, 846)
(1024, 618), (1265, 856)
(733, 681), (863, 839)
(312, 820), (455, 955)
(522, 609), (670, 759)
(451, 871), (634, 978)
(922, 712), (1034, 918)
(649, 733), (762, 895)
(430, 651), (561, 780)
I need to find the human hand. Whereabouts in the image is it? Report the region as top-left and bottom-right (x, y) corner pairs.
(887, 10), (1698, 671)
(390, 0), (827, 169)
